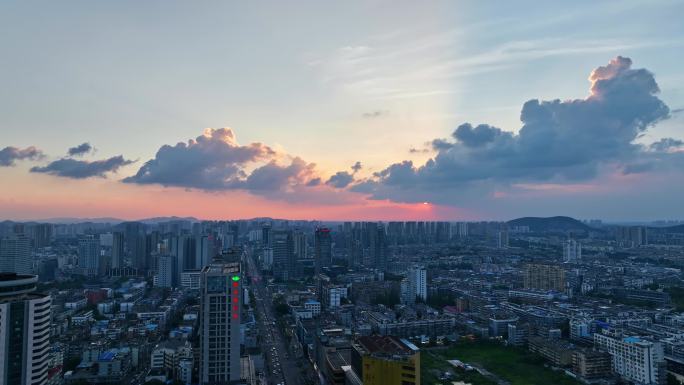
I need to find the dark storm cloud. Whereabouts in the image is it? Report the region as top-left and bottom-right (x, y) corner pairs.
(31, 156), (133, 178)
(67, 142), (93, 157)
(355, 56), (675, 203)
(124, 128), (321, 196)
(326, 171), (354, 188)
(0, 146), (44, 166)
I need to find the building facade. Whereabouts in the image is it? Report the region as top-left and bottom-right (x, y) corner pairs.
(199, 263), (242, 385)
(0, 273), (52, 385)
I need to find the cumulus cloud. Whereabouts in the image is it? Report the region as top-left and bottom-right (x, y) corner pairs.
(123, 128), (324, 198)
(31, 156), (133, 178)
(354, 56), (675, 203)
(453, 123), (510, 148)
(306, 177), (322, 187)
(67, 142), (93, 157)
(0, 146), (44, 166)
(234, 158), (317, 193)
(123, 128), (278, 190)
(326, 171), (354, 188)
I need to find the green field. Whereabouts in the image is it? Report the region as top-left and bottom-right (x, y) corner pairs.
(422, 340), (582, 385)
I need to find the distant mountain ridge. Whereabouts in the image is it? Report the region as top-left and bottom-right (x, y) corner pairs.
(506, 216), (595, 233)
(3, 216), (199, 225)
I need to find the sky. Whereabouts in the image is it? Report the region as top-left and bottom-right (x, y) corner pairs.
(1, 0), (684, 222)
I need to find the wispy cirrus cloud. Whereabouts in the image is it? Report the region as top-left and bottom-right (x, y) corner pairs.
(310, 27), (667, 101)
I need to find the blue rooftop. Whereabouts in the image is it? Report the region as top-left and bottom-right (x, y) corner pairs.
(98, 351), (115, 361)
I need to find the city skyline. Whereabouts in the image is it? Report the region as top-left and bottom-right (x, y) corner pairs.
(2, 1), (684, 221)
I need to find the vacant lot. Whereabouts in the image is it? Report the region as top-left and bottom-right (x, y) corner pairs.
(422, 340), (582, 385)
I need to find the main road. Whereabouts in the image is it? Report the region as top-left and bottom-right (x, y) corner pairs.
(245, 249), (312, 385)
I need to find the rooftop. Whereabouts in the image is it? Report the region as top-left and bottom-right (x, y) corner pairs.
(355, 335), (418, 356)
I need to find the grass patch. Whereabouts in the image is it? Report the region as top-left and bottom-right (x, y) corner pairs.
(423, 351), (497, 385)
(422, 340), (581, 385)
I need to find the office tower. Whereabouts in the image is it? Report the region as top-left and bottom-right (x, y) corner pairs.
(0, 234), (31, 274)
(523, 263), (565, 292)
(293, 230), (308, 260)
(199, 263), (241, 385)
(123, 221), (146, 272)
(563, 239), (582, 262)
(30, 223), (52, 248)
(272, 230), (294, 281)
(411, 266), (427, 301)
(169, 235), (196, 284)
(156, 255), (176, 288)
(111, 232), (125, 270)
(78, 235), (101, 276)
(0, 273), (52, 385)
(261, 224), (272, 247)
(367, 223), (387, 271)
(314, 227), (332, 275)
(196, 235), (214, 269)
(351, 336), (421, 385)
(594, 330), (664, 385)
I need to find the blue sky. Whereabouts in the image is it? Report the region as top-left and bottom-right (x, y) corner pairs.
(1, 0), (683, 220)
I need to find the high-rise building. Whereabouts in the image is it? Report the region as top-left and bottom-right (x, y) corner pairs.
(497, 229), (509, 249)
(594, 329), (664, 385)
(400, 279), (413, 305)
(0, 273), (52, 385)
(111, 232), (125, 270)
(367, 223), (387, 271)
(293, 230), (308, 260)
(196, 235), (213, 269)
(411, 266), (427, 302)
(199, 263), (241, 385)
(616, 226), (648, 247)
(0, 234), (31, 274)
(523, 263), (565, 292)
(351, 335), (420, 385)
(272, 230), (294, 281)
(456, 222), (468, 238)
(156, 255), (176, 288)
(78, 235), (101, 276)
(563, 239), (582, 262)
(261, 224), (272, 247)
(30, 224), (52, 249)
(123, 222), (147, 272)
(314, 227), (332, 275)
